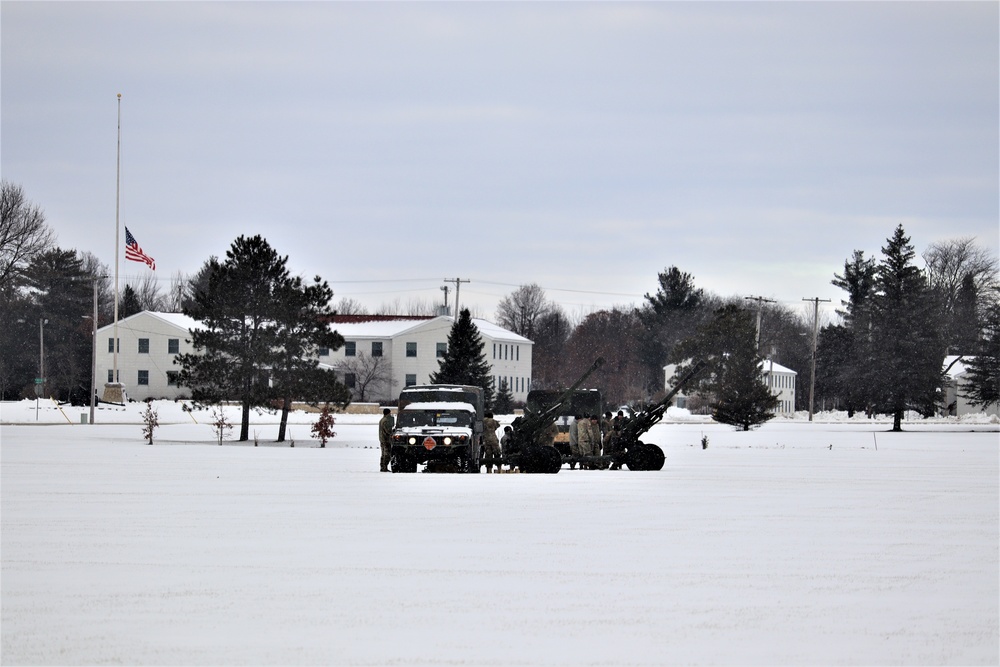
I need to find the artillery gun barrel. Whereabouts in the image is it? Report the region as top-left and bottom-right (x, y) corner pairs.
(620, 360), (707, 441)
(505, 357), (604, 473)
(515, 357), (604, 430)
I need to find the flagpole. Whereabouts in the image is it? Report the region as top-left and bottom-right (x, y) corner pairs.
(113, 92), (121, 385)
(103, 92), (125, 404)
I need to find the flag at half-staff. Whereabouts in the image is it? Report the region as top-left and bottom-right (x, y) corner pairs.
(125, 226), (155, 270)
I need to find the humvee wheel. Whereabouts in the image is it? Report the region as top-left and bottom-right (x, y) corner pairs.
(624, 442), (665, 471)
(391, 452), (418, 473)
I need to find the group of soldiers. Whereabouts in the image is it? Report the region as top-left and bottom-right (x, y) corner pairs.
(566, 410), (628, 470)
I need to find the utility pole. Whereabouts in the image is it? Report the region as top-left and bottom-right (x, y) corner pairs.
(744, 296), (776, 351)
(443, 278), (469, 317)
(802, 297), (831, 422)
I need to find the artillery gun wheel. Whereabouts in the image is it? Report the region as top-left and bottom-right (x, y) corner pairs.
(391, 452), (418, 473)
(519, 445), (562, 474)
(625, 442), (665, 471)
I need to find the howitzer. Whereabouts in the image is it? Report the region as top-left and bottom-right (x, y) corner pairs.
(609, 359), (708, 471)
(500, 357), (606, 474)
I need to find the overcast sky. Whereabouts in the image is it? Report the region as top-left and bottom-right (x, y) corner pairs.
(3, 2), (997, 322)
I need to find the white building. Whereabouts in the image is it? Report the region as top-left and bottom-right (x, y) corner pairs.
(663, 359), (797, 415)
(761, 359), (797, 415)
(321, 315), (533, 403)
(95, 312), (532, 404)
(95, 311), (202, 401)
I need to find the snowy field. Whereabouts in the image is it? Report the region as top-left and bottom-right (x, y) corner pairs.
(2, 399), (998, 666)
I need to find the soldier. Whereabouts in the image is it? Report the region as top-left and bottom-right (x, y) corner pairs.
(603, 411), (620, 469)
(577, 414), (594, 468)
(590, 415), (603, 464)
(378, 408), (394, 472)
(610, 410), (628, 470)
(568, 415), (581, 469)
(482, 411), (502, 473)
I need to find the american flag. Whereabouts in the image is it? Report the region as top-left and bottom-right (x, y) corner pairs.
(125, 226), (155, 270)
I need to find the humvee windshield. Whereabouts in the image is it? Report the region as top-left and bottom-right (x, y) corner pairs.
(397, 410), (472, 428)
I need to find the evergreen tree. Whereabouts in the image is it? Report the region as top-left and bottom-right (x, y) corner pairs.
(869, 225), (946, 431)
(23, 248), (93, 403)
(493, 378), (514, 414)
(637, 266), (706, 392)
(673, 304), (778, 430)
(177, 235), (291, 441)
(430, 308), (494, 407)
(271, 275), (350, 442)
(962, 302), (1000, 409)
(822, 249), (878, 416)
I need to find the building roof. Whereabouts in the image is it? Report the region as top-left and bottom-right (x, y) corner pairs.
(760, 360), (796, 375)
(97, 311), (531, 344)
(329, 315), (532, 344)
(96, 311), (203, 334)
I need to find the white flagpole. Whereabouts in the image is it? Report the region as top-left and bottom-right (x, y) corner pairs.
(102, 92), (125, 404)
(113, 93), (121, 385)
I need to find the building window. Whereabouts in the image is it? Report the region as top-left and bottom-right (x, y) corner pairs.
(436, 342), (447, 358)
(405, 374), (416, 387)
(137, 370), (149, 386)
(344, 373), (356, 389)
(166, 371), (179, 386)
(168, 338), (179, 354)
(108, 338), (119, 353)
(318, 347), (330, 357)
(345, 341), (356, 357)
(493, 343), (496, 359)
(371, 341), (383, 357)
(406, 342), (417, 357)
(516, 346), (519, 361)
(107, 369), (114, 383)
(138, 338), (150, 354)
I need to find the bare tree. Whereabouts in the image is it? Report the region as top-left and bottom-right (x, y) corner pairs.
(337, 352), (392, 402)
(125, 272), (167, 312)
(923, 237), (999, 311)
(495, 283), (552, 339)
(333, 297), (368, 315)
(0, 181), (54, 290)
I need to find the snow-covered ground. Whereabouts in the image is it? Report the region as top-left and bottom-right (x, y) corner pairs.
(2, 399), (998, 665)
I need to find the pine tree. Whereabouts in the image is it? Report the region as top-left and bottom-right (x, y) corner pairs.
(271, 275), (350, 442)
(637, 266), (705, 392)
(178, 235), (291, 441)
(869, 225), (946, 431)
(823, 249), (878, 416)
(493, 378), (513, 414)
(430, 308), (494, 406)
(673, 304), (778, 430)
(962, 302), (1000, 409)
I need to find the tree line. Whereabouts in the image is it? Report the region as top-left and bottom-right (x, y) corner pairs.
(3, 179), (998, 431)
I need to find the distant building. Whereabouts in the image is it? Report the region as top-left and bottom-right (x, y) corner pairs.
(663, 359), (797, 415)
(942, 355), (999, 417)
(322, 315), (532, 404)
(96, 311), (202, 401)
(96, 311), (532, 404)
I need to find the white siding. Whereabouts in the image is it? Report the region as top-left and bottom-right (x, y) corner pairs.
(96, 312), (198, 401)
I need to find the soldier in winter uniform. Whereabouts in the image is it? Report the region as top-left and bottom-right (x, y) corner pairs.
(577, 414), (594, 467)
(568, 415), (581, 469)
(481, 411), (502, 473)
(378, 408), (394, 472)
